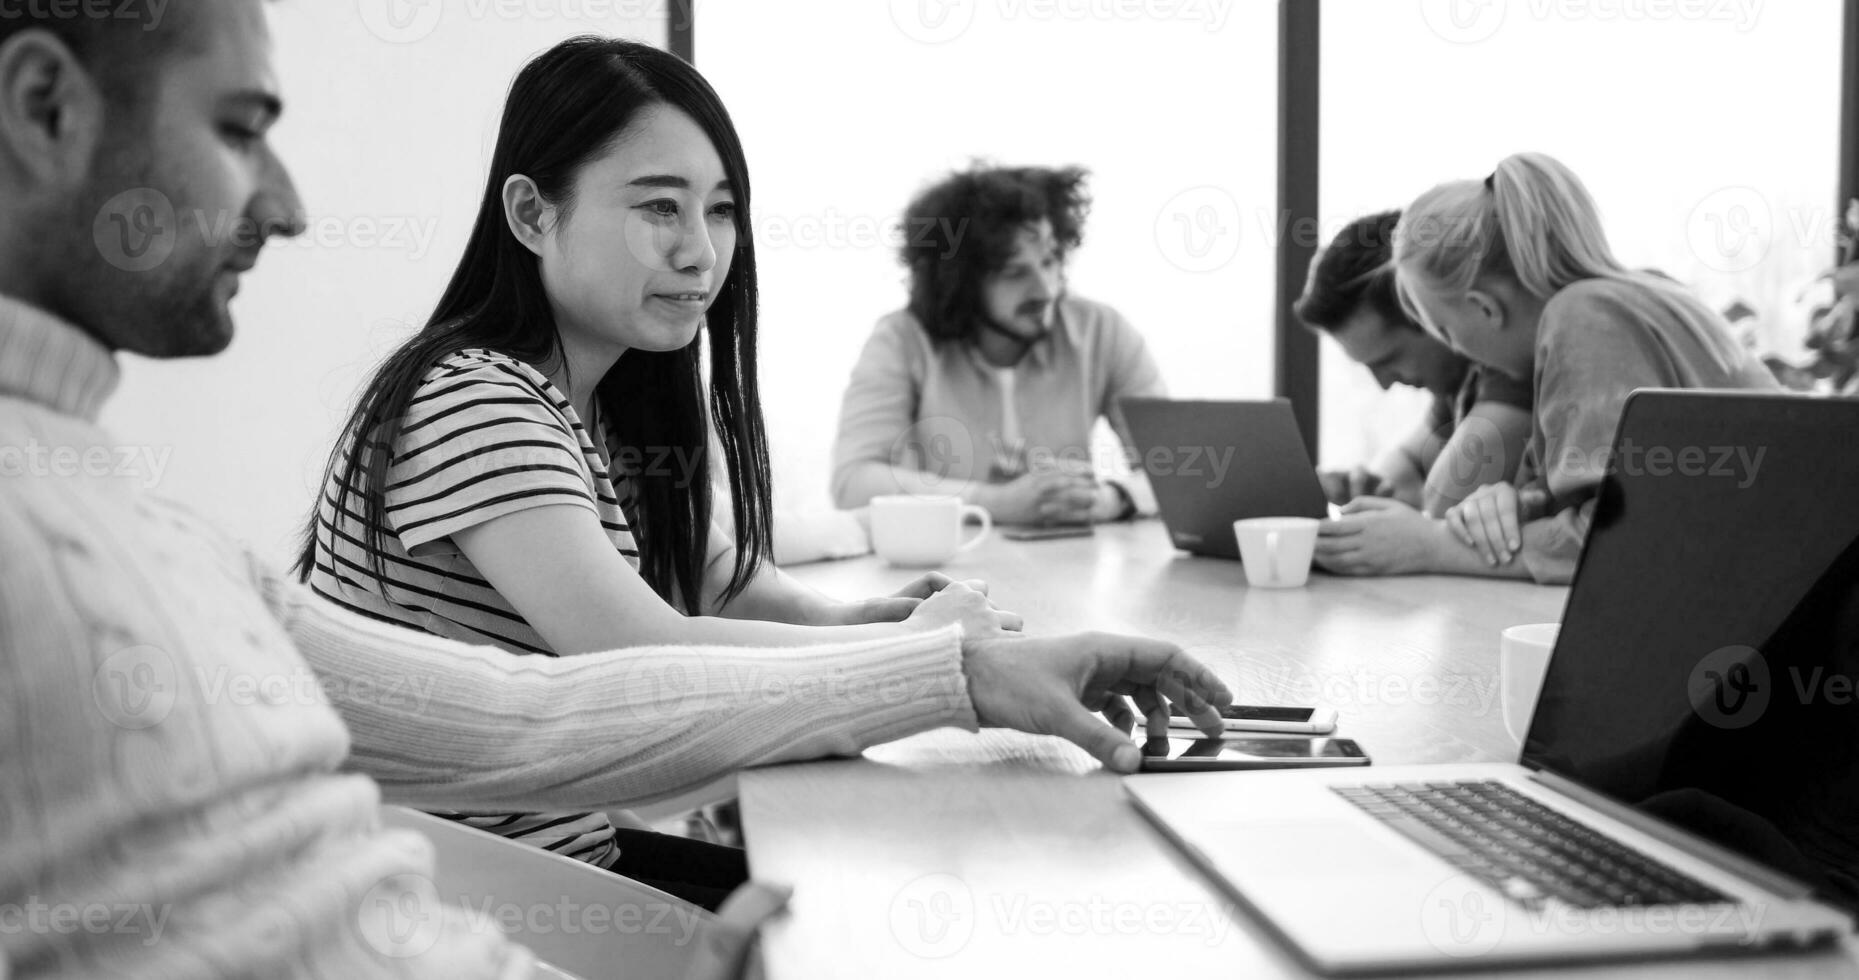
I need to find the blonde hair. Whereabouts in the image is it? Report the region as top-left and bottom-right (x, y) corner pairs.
(1393, 152), (1634, 334)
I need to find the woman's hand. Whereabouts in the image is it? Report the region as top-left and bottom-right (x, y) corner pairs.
(1444, 482), (1523, 566)
(816, 572), (980, 625)
(906, 580), (1025, 636)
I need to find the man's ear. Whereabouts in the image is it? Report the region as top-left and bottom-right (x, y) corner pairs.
(1463, 288), (1506, 333)
(0, 30), (106, 190)
(502, 174), (553, 257)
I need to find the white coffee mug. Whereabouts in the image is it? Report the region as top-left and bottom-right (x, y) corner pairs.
(1232, 517), (1319, 588)
(870, 495), (992, 567)
(1500, 623), (1560, 743)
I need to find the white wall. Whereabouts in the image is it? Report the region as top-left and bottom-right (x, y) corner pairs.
(106, 1), (1846, 565)
(104, 3), (668, 565)
(695, 1), (1281, 513)
(1317, 0), (1843, 469)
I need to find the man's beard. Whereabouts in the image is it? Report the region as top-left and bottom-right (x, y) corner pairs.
(62, 157), (239, 358)
(981, 302), (1055, 346)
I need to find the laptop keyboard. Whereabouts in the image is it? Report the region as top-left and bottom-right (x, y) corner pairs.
(1334, 781), (1732, 910)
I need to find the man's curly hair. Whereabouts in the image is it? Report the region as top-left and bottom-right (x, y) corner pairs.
(898, 165), (1091, 343)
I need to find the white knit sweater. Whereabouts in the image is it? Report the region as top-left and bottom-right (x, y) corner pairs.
(0, 295), (977, 978)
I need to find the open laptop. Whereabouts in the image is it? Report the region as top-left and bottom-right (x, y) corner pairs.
(1120, 397), (1328, 559)
(1127, 390), (1859, 973)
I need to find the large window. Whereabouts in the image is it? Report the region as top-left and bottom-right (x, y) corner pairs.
(697, 2), (1278, 509)
(1316, 0), (1844, 469)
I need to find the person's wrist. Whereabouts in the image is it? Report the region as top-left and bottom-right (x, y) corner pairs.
(967, 481), (999, 517)
(1104, 481), (1137, 521)
(1416, 518), (1454, 572)
(1427, 518), (1481, 573)
(956, 631), (999, 723)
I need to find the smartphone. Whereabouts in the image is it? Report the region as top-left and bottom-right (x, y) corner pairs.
(1003, 525), (1095, 542)
(1168, 704), (1337, 735)
(1137, 736), (1370, 772)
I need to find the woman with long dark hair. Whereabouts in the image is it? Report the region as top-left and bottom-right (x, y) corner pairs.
(295, 36), (1013, 904)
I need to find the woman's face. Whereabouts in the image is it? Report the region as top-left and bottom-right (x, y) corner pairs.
(537, 104), (738, 355)
(1397, 267), (1535, 381)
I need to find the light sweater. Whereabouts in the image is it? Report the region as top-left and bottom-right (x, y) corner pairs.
(830, 295), (1164, 511)
(1515, 276), (1779, 584)
(0, 295), (976, 978)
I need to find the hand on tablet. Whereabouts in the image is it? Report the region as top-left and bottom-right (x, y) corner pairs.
(961, 632), (1233, 773)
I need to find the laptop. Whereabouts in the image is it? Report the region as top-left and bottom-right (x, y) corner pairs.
(1120, 397), (1328, 559)
(1127, 390), (1859, 973)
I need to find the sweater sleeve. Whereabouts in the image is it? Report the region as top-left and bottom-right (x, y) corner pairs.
(255, 560), (977, 811)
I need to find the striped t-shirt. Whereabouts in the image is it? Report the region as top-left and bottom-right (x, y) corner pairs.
(309, 347), (642, 866)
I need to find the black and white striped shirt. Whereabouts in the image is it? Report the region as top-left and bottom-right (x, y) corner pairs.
(310, 348), (642, 866)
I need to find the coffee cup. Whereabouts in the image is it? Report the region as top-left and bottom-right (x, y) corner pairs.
(1500, 623), (1560, 742)
(870, 495), (992, 567)
(1232, 517), (1319, 588)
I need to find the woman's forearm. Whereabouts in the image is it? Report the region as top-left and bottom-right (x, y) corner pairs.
(666, 612), (914, 648)
(1422, 519), (1535, 580)
(713, 564), (841, 626)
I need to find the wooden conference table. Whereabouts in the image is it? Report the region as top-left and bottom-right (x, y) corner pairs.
(740, 520), (1859, 979)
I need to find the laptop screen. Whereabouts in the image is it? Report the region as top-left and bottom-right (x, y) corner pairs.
(1523, 391), (1859, 911)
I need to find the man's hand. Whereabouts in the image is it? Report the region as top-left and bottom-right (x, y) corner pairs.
(1317, 466), (1385, 506)
(980, 471), (1099, 525)
(1313, 497), (1450, 576)
(1444, 482), (1523, 566)
(961, 631), (1233, 772)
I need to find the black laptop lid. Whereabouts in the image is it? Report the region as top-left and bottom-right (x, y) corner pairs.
(1523, 390), (1859, 910)
(1121, 397), (1329, 558)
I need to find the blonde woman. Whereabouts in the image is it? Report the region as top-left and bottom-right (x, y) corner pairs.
(1315, 152), (1775, 584)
